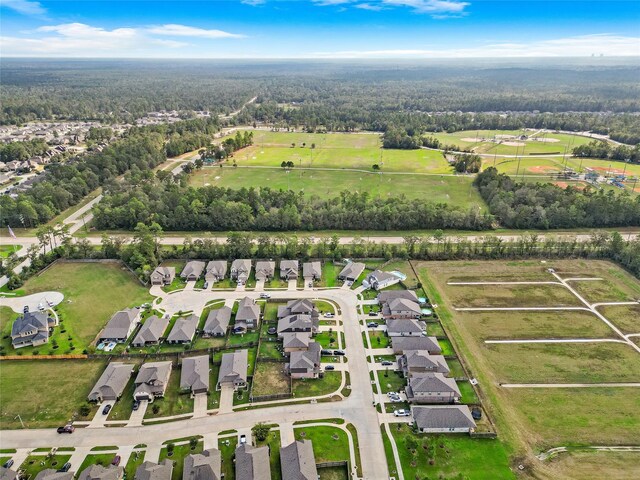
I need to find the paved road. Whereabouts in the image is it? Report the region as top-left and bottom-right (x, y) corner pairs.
(0, 291), (64, 312)
(0, 287), (390, 480)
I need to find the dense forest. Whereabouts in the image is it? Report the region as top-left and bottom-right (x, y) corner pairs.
(572, 140), (640, 163)
(93, 174), (492, 232)
(475, 168), (640, 229)
(0, 138), (50, 162)
(3, 59), (640, 144)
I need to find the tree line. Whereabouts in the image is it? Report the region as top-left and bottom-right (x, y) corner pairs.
(573, 140), (640, 164)
(0, 138), (49, 163)
(474, 168), (640, 229)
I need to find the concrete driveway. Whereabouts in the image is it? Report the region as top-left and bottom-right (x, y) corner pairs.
(287, 279), (298, 290)
(255, 280), (265, 292)
(87, 401), (115, 429)
(0, 291), (64, 313)
(126, 400), (148, 427)
(218, 386), (235, 414)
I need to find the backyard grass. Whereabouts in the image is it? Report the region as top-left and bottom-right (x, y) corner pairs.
(124, 450), (145, 480)
(437, 338), (455, 356)
(77, 454), (118, 475)
(255, 429), (282, 480)
(390, 424), (514, 480)
(378, 371), (406, 394)
(190, 167), (485, 207)
(251, 362), (290, 397)
(320, 263), (339, 288)
(483, 342), (640, 384)
(293, 425), (350, 463)
(10, 262), (152, 353)
(217, 436), (237, 480)
(292, 371), (342, 398)
(143, 371), (194, 419)
(458, 380), (479, 404)
(159, 440), (203, 480)
(541, 449), (640, 480)
(263, 302), (284, 321)
(258, 339), (284, 359)
(0, 360), (103, 429)
(598, 304), (640, 334)
(19, 455), (72, 480)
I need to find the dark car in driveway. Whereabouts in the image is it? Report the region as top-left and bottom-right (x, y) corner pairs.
(132, 400), (140, 411)
(57, 463), (71, 473)
(102, 404), (112, 415)
(111, 456), (121, 466)
(57, 424), (75, 434)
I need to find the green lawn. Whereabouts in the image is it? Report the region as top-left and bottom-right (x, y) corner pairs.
(390, 424), (514, 480)
(144, 371), (194, 419)
(190, 167), (485, 207)
(0, 360), (103, 429)
(598, 304), (640, 334)
(19, 455), (72, 480)
(320, 263), (339, 288)
(107, 377), (136, 422)
(159, 440), (203, 480)
(77, 454), (118, 475)
(124, 450), (145, 480)
(293, 425), (350, 463)
(258, 339), (284, 359)
(218, 436), (237, 480)
(378, 371), (406, 394)
(263, 302), (283, 321)
(6, 262), (152, 354)
(292, 371), (342, 398)
(207, 365), (221, 409)
(0, 245), (21, 258)
(314, 331), (339, 349)
(255, 428), (282, 480)
(458, 380), (479, 404)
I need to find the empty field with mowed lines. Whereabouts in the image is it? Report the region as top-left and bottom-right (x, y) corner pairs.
(415, 259), (640, 479)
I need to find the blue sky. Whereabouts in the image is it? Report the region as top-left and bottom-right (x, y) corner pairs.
(1, 0), (639, 58)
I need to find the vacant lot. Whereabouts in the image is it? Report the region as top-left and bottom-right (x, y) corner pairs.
(569, 278), (640, 304)
(541, 449), (640, 480)
(251, 362), (290, 397)
(0, 360), (104, 429)
(16, 262), (152, 352)
(447, 283), (580, 308)
(598, 304), (640, 334)
(554, 260), (640, 302)
(455, 310), (615, 340)
(390, 424), (514, 480)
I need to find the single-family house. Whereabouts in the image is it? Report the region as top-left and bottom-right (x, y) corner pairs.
(411, 405), (476, 433)
(277, 314), (318, 336)
(382, 298), (422, 319)
(181, 261), (205, 281)
(150, 266), (175, 286)
(302, 262), (321, 282)
(398, 350), (450, 377)
(277, 299), (317, 319)
(166, 314), (198, 344)
(133, 361), (172, 402)
(235, 444), (271, 480)
(11, 311), (56, 348)
(77, 465), (124, 480)
(183, 449), (221, 480)
(132, 315), (170, 347)
(34, 471), (73, 480)
(405, 373), (461, 404)
(363, 270), (401, 290)
(205, 261), (227, 284)
(180, 355), (210, 394)
(0, 467), (18, 480)
(135, 461), (173, 480)
(279, 260), (299, 280)
(282, 332), (312, 353)
(386, 319), (427, 337)
(391, 336), (442, 355)
(338, 262), (365, 282)
(280, 440), (318, 480)
(231, 259), (252, 284)
(203, 306), (232, 337)
(99, 308), (140, 343)
(377, 290), (419, 305)
(235, 297), (261, 332)
(287, 342), (321, 379)
(88, 362), (134, 402)
(217, 349), (248, 390)
(255, 261), (276, 281)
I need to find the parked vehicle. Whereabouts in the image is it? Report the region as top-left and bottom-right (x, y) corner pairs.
(111, 456), (121, 466)
(23, 305), (29, 313)
(57, 463), (71, 473)
(368, 311), (378, 316)
(381, 360), (393, 366)
(389, 396), (403, 403)
(367, 322), (378, 328)
(324, 313), (334, 318)
(267, 327), (277, 335)
(324, 365), (335, 371)
(239, 434), (247, 445)
(57, 424), (75, 434)
(333, 350), (346, 356)
(394, 409), (410, 417)
(259, 293), (271, 299)
(203, 282), (209, 289)
(321, 349), (334, 356)
(132, 400), (140, 411)
(102, 404), (112, 415)
(3, 460), (14, 469)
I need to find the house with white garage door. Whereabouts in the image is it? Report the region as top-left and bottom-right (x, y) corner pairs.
(88, 362), (134, 402)
(411, 405), (476, 433)
(133, 361), (172, 402)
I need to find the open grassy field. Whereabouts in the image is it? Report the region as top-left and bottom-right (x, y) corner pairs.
(0, 360), (104, 429)
(445, 283), (581, 308)
(540, 449), (640, 480)
(250, 130), (380, 149)
(11, 262), (152, 353)
(191, 166), (485, 207)
(454, 310), (616, 340)
(414, 259), (640, 478)
(598, 304), (640, 334)
(390, 424), (514, 480)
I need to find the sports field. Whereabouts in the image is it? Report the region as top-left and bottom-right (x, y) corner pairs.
(415, 259), (640, 479)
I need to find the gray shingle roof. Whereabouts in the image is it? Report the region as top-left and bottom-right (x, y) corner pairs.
(378, 290), (419, 304)
(387, 298), (422, 316)
(135, 461), (173, 480)
(411, 405), (476, 430)
(282, 332), (311, 350)
(391, 336), (441, 354)
(205, 261), (227, 280)
(132, 315), (170, 345)
(386, 319), (426, 334)
(88, 362), (134, 401)
(77, 465), (124, 480)
(236, 297), (260, 322)
(280, 440), (317, 480)
(231, 259), (252, 281)
(277, 314), (316, 335)
(151, 266), (175, 284)
(134, 361), (172, 398)
(288, 342), (321, 371)
(279, 260), (299, 278)
(11, 311), (49, 337)
(366, 270), (398, 283)
(181, 261), (206, 279)
(302, 262), (321, 279)
(180, 355), (210, 392)
(203, 307), (232, 336)
(255, 261), (276, 281)
(101, 308), (139, 340)
(235, 444), (271, 480)
(183, 449), (221, 480)
(34, 471), (74, 480)
(0, 468), (17, 480)
(167, 315), (199, 343)
(406, 373), (460, 396)
(218, 349), (248, 386)
(338, 262), (365, 280)
(401, 351), (449, 375)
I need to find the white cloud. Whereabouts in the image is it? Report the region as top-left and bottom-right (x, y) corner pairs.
(383, 0), (469, 15)
(241, 0), (266, 5)
(146, 24), (246, 39)
(312, 34), (640, 58)
(355, 3), (384, 11)
(0, 0), (45, 16)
